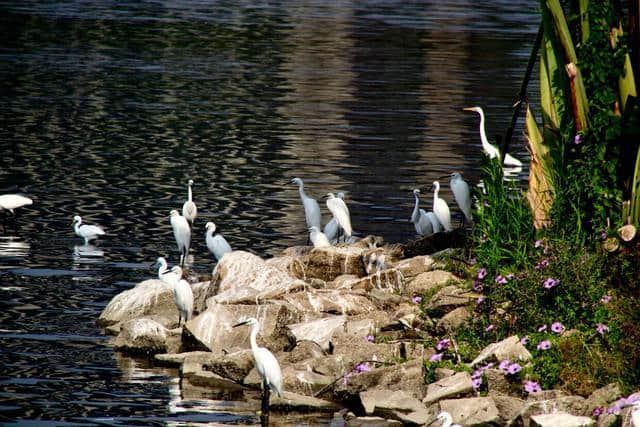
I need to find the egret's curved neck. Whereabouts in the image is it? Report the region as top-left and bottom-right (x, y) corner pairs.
(478, 110), (493, 153)
(249, 322), (259, 352)
(433, 183), (440, 200)
(297, 182), (306, 199)
(411, 194), (420, 223)
(74, 221), (81, 233)
(187, 183), (193, 202)
(158, 259), (167, 276)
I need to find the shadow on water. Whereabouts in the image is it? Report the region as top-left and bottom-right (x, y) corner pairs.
(0, 0), (538, 423)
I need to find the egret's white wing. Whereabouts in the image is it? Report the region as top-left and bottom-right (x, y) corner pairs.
(327, 197), (352, 236)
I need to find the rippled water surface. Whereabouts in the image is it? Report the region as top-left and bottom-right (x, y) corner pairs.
(1, 0), (538, 424)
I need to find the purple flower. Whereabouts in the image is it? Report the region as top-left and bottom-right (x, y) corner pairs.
(472, 369), (483, 379)
(499, 359), (511, 372)
(436, 339), (450, 351)
(485, 324), (494, 332)
(551, 322), (564, 333)
(574, 134), (583, 145)
(538, 324), (547, 332)
(412, 295), (422, 304)
(355, 362), (371, 373)
(476, 297), (486, 305)
(524, 380), (541, 393)
(600, 229), (607, 240)
(535, 259), (550, 269)
(592, 407), (603, 417)
(520, 335), (529, 345)
(543, 277), (559, 289)
(469, 257), (477, 265)
(535, 239), (543, 248)
(601, 294), (612, 304)
(472, 376), (482, 390)
(506, 273), (514, 280)
(429, 353), (443, 362)
(366, 335), (374, 343)
(495, 275), (508, 284)
(477, 268), (487, 280)
(537, 340), (551, 350)
(473, 280), (484, 292)
(596, 323), (609, 335)
(507, 363), (522, 375)
(342, 372), (353, 385)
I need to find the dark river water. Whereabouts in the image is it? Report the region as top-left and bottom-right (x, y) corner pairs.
(0, 1), (538, 424)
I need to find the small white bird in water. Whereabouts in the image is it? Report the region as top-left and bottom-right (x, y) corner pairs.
(182, 179), (197, 226)
(431, 181), (452, 232)
(326, 192), (352, 239)
(162, 265), (193, 326)
(427, 410), (462, 427)
(205, 221), (232, 261)
(169, 210), (190, 268)
(72, 215), (105, 245)
(323, 192), (345, 242)
(291, 177), (322, 230)
(0, 194), (33, 215)
(309, 226), (331, 248)
(464, 106), (522, 167)
(449, 172), (472, 226)
(411, 189), (433, 236)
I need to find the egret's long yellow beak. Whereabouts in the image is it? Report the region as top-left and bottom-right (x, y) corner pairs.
(463, 107), (475, 111)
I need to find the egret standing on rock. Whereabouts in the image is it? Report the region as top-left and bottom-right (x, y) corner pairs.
(169, 210), (190, 268)
(233, 317), (283, 426)
(291, 177), (321, 231)
(323, 192), (345, 243)
(326, 192), (352, 240)
(182, 179), (197, 226)
(431, 181), (452, 232)
(72, 215), (105, 245)
(411, 189), (434, 236)
(154, 256), (169, 278)
(464, 106), (522, 167)
(205, 221), (232, 261)
(449, 172), (472, 226)
(309, 226), (331, 248)
(162, 265), (193, 327)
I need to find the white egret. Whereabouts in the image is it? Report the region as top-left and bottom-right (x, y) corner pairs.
(205, 221), (232, 261)
(155, 256), (168, 278)
(309, 226), (331, 248)
(72, 215), (105, 245)
(326, 192), (352, 239)
(431, 181), (452, 232)
(182, 179), (197, 226)
(323, 192), (344, 242)
(291, 178), (322, 231)
(427, 411), (462, 427)
(169, 209), (191, 268)
(0, 194), (33, 215)
(449, 172), (472, 225)
(464, 106), (522, 167)
(632, 400), (640, 427)
(162, 265), (193, 327)
(411, 189), (434, 236)
(233, 317), (283, 424)
(426, 211), (443, 233)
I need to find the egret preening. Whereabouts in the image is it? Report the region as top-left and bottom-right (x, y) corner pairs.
(291, 177), (322, 230)
(309, 226), (331, 248)
(449, 172), (472, 226)
(431, 181), (452, 232)
(154, 256), (168, 278)
(205, 221), (232, 262)
(0, 194), (33, 231)
(326, 192), (352, 239)
(169, 209), (191, 268)
(426, 211), (442, 234)
(323, 192), (344, 242)
(72, 215), (105, 245)
(411, 189), (434, 236)
(162, 266), (193, 327)
(233, 317), (283, 425)
(464, 106), (522, 167)
(154, 256), (180, 285)
(182, 179), (197, 226)
(427, 411), (462, 427)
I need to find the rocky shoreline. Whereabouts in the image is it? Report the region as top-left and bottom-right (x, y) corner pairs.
(97, 235), (637, 426)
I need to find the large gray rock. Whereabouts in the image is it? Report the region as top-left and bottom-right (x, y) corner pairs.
(391, 255), (438, 279)
(360, 389), (434, 425)
(436, 307), (472, 333)
(281, 290), (376, 316)
(289, 246), (368, 282)
(406, 270), (460, 296)
(530, 412), (594, 426)
(97, 279), (177, 328)
(492, 395), (526, 422)
(584, 383), (622, 416)
(287, 315), (347, 351)
(351, 268), (405, 293)
(271, 390), (341, 412)
(427, 285), (473, 316)
(113, 318), (169, 354)
(423, 372), (473, 404)
(191, 280), (215, 313)
(469, 335), (532, 367)
(439, 397), (501, 426)
(513, 396), (588, 427)
(203, 349), (254, 383)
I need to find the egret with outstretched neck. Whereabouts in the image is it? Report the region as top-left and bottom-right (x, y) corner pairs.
(309, 226), (331, 248)
(464, 106), (522, 167)
(323, 192), (344, 242)
(169, 210), (190, 268)
(162, 265), (193, 327)
(182, 179), (197, 226)
(431, 181), (452, 232)
(326, 192), (352, 239)
(205, 221), (232, 261)
(411, 189), (434, 236)
(291, 178), (321, 230)
(72, 215), (105, 245)
(449, 172), (472, 226)
(233, 317), (283, 426)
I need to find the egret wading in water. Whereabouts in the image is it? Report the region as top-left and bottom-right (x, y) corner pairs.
(169, 210), (190, 268)
(233, 317), (283, 426)
(449, 172), (472, 226)
(72, 215), (105, 245)
(205, 221), (232, 262)
(323, 192), (345, 243)
(411, 189), (434, 236)
(431, 181), (452, 232)
(291, 177), (321, 231)
(464, 106), (522, 167)
(309, 226), (331, 248)
(182, 179), (197, 226)
(162, 265), (193, 327)
(326, 192), (352, 241)
(427, 411), (462, 427)
(0, 194), (33, 231)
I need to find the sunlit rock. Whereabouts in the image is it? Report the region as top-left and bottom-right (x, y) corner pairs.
(406, 270), (460, 296)
(190, 280), (215, 313)
(204, 349), (254, 383)
(271, 390), (341, 412)
(97, 279), (177, 328)
(427, 285), (473, 317)
(350, 268), (405, 293)
(492, 395), (526, 424)
(281, 290), (376, 316)
(436, 307), (471, 333)
(584, 383), (621, 416)
(113, 318), (169, 355)
(286, 315), (347, 351)
(289, 246), (367, 282)
(513, 396), (588, 426)
(469, 335), (532, 367)
(344, 415), (402, 427)
(359, 389), (434, 425)
(422, 372), (473, 404)
(154, 351), (211, 367)
(531, 412), (595, 426)
(392, 255), (438, 279)
(439, 397), (501, 426)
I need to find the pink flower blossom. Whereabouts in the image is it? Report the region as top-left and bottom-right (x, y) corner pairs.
(537, 340), (551, 350)
(524, 380), (541, 393)
(551, 322), (564, 333)
(355, 363), (371, 373)
(574, 134), (583, 145)
(601, 294), (612, 304)
(366, 335), (374, 343)
(477, 268), (487, 280)
(485, 324), (494, 332)
(520, 335), (529, 345)
(495, 275), (508, 284)
(537, 324), (547, 332)
(596, 324), (609, 335)
(543, 277), (559, 289)
(506, 363), (521, 375)
(412, 295), (422, 304)
(592, 407), (603, 416)
(476, 297), (486, 305)
(499, 359), (511, 372)
(473, 280), (484, 292)
(429, 353), (443, 362)
(472, 377), (482, 390)
(534, 239), (542, 248)
(436, 339), (450, 351)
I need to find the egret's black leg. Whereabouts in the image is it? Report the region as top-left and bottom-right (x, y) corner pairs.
(260, 381), (270, 427)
